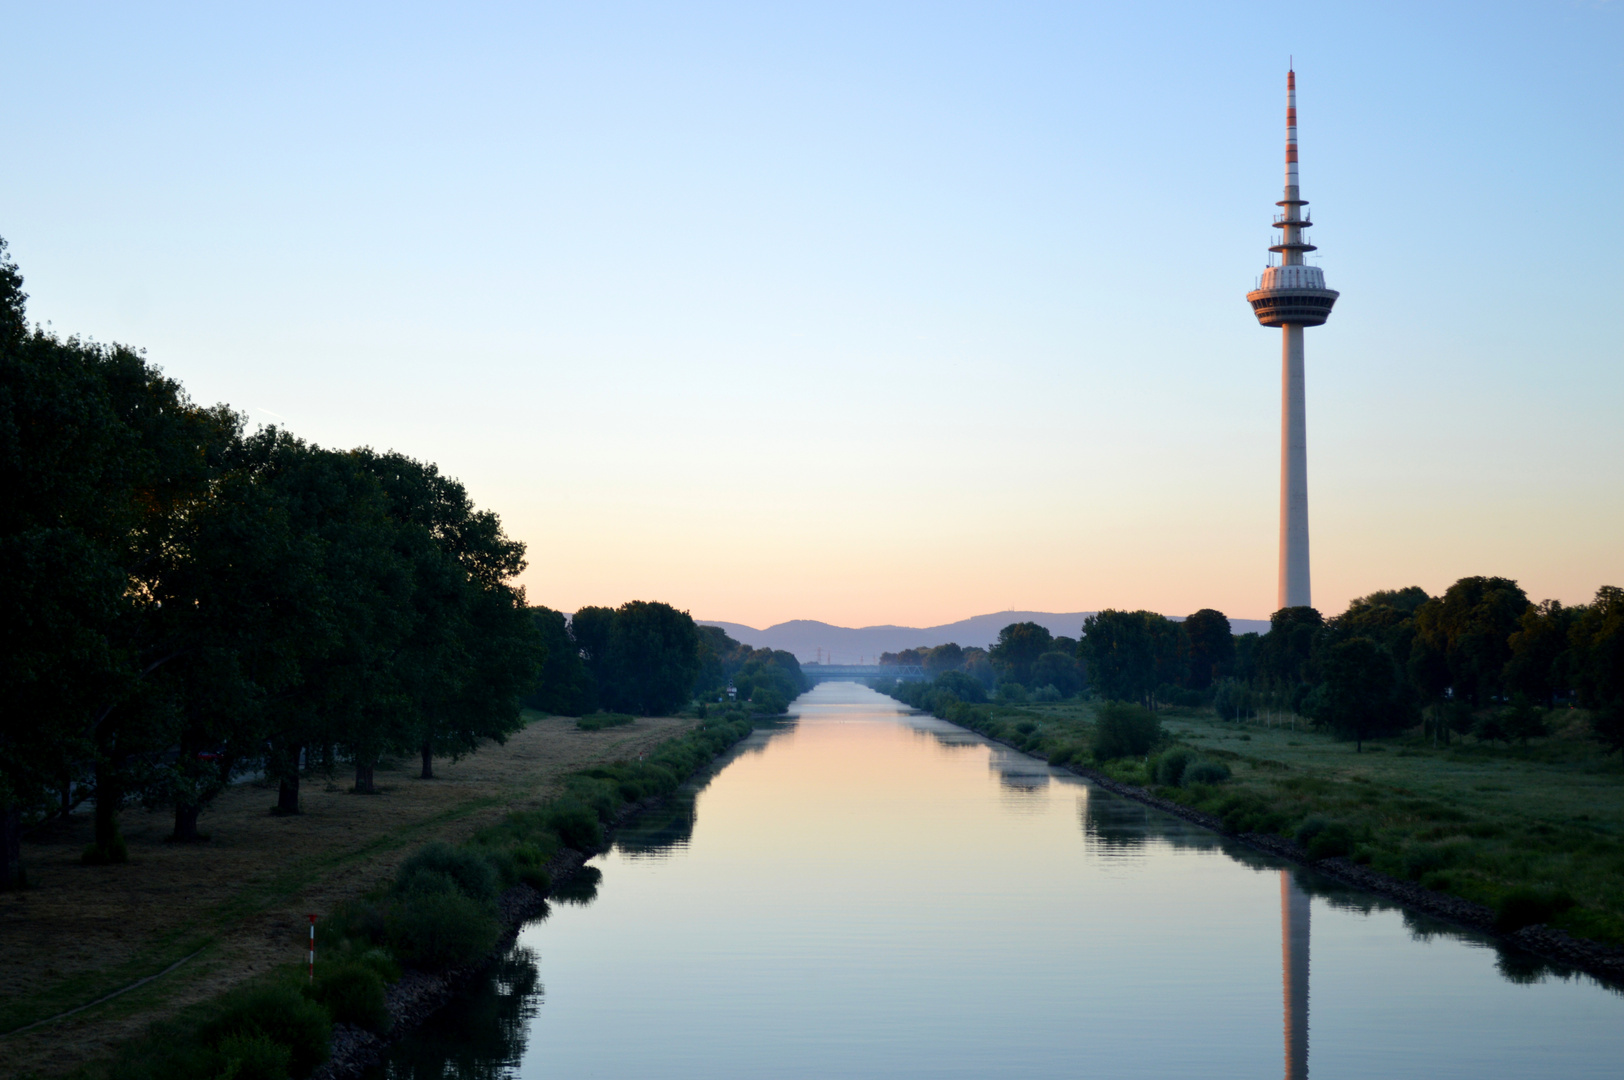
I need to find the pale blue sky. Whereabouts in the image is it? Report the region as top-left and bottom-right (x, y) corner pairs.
(3, 1), (1620, 626)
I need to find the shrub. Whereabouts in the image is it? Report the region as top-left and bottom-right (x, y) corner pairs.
(387, 889), (501, 971)
(541, 799), (604, 850)
(1295, 816), (1354, 859)
(934, 670), (986, 704)
(394, 843), (499, 906)
(1181, 759), (1231, 786)
(1494, 887), (1576, 934)
(198, 984), (331, 1078)
(1048, 743), (1081, 767)
(577, 711), (636, 731)
(319, 898), (388, 952)
(997, 682), (1027, 703)
(1030, 684), (1063, 703)
(309, 962), (390, 1033)
(1402, 841), (1463, 880)
(1154, 748), (1196, 786)
(212, 1032), (291, 1080)
(1091, 702), (1161, 761)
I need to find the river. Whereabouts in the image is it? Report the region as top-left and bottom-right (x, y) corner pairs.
(373, 682), (1624, 1079)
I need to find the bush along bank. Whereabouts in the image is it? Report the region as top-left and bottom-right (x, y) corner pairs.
(875, 680), (1624, 984)
(97, 711), (763, 1080)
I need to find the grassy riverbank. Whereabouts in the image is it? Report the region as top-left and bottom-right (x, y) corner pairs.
(891, 692), (1624, 946)
(0, 711), (701, 1079)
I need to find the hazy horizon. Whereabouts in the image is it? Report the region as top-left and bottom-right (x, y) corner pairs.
(4, 2), (1619, 627)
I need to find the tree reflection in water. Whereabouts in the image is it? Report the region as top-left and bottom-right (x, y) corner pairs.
(376, 947), (544, 1080)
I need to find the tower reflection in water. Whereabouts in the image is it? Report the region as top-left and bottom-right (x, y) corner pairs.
(1281, 870), (1310, 1080)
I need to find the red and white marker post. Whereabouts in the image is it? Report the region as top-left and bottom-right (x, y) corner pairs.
(307, 914), (317, 983)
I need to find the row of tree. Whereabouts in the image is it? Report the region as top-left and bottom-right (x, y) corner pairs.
(880, 626), (1086, 699)
(519, 605), (806, 717)
(874, 578), (1624, 752)
(0, 239), (543, 888)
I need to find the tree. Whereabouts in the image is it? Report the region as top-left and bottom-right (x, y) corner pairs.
(357, 451), (538, 780)
(1182, 609), (1234, 690)
(1256, 607), (1324, 689)
(989, 623), (1053, 687)
(933, 670), (986, 703)
(694, 624), (747, 699)
(1079, 610), (1185, 707)
(523, 607), (588, 716)
(1030, 651), (1083, 698)
(1410, 576), (1530, 707)
(732, 647), (806, 713)
(1505, 600), (1578, 707)
(1307, 636), (1407, 751)
(1572, 586), (1624, 753)
(604, 601), (702, 716)
(923, 643), (966, 676)
(569, 606), (615, 709)
(1080, 610), (1154, 704)
(0, 243), (232, 862)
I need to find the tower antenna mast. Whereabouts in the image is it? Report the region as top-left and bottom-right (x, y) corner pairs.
(1245, 69), (1339, 610)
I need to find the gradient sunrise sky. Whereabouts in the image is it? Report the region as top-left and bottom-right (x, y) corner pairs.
(3, 2), (1620, 628)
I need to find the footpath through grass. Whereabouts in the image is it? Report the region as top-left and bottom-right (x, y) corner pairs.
(901, 693), (1624, 946)
(0, 710), (700, 1078)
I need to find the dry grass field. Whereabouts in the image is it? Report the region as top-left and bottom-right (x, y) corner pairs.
(0, 711), (694, 1078)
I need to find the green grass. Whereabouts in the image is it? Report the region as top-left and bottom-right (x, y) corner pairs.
(893, 691), (1624, 947)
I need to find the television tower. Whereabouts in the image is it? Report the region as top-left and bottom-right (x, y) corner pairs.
(1247, 69), (1337, 610)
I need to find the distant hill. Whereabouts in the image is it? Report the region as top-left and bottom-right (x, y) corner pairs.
(699, 610), (1271, 664)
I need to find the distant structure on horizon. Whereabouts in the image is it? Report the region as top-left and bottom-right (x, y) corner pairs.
(1246, 69), (1338, 611)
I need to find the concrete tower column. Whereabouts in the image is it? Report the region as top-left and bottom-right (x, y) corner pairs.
(1280, 324), (1310, 609)
(1280, 869), (1311, 1080)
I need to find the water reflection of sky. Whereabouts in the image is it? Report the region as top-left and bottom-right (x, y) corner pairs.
(381, 682), (1624, 1080)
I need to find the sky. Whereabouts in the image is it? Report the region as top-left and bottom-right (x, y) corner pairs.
(3, 1), (1620, 628)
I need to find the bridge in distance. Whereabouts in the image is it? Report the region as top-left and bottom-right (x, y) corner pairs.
(801, 664), (926, 684)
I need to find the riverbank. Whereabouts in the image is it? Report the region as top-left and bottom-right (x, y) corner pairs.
(0, 711), (696, 1079)
(316, 711), (775, 1079)
(885, 691), (1624, 986)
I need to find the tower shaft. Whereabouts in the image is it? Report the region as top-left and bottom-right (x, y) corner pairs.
(1280, 327), (1310, 608)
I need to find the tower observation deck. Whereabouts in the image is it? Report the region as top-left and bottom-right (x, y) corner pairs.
(1246, 69), (1337, 611)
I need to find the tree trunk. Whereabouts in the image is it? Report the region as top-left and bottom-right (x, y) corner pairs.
(93, 759), (124, 859)
(173, 802), (203, 841)
(276, 743), (302, 815)
(0, 802), (22, 890)
(353, 761), (375, 794)
(419, 743), (434, 780)
(59, 772), (73, 820)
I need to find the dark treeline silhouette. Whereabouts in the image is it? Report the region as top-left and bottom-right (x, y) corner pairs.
(877, 579), (1624, 754)
(0, 237), (545, 885)
(522, 608), (806, 718)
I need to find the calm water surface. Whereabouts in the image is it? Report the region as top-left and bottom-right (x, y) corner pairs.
(380, 683), (1624, 1078)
